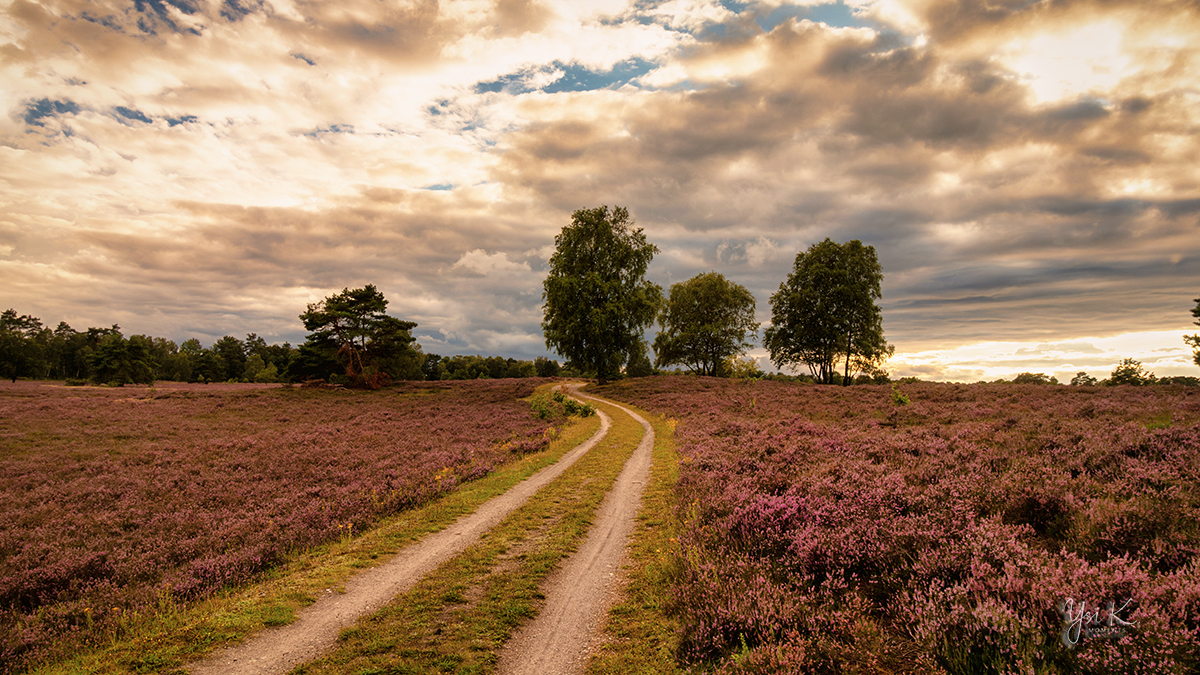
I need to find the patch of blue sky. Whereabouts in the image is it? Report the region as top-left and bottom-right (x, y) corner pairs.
(132, 0), (203, 35)
(300, 124), (355, 138)
(421, 183), (454, 191)
(115, 106), (153, 124)
(427, 100), (451, 116)
(474, 57), (657, 96)
(23, 98), (80, 126)
(758, 1), (873, 32)
(220, 0), (258, 22)
(80, 12), (125, 32)
(693, 22), (732, 40)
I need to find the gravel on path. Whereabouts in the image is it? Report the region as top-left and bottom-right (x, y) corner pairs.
(496, 393), (655, 675)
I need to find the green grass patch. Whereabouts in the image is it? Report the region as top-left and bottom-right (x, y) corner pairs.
(292, 392), (648, 675)
(586, 409), (684, 675)
(29, 384), (602, 675)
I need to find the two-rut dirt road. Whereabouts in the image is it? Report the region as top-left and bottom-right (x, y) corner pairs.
(188, 384), (654, 675)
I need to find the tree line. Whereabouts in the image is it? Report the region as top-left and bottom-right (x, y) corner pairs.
(0, 290), (566, 387)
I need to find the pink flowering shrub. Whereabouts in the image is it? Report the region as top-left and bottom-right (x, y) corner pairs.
(596, 377), (1200, 674)
(0, 379), (559, 672)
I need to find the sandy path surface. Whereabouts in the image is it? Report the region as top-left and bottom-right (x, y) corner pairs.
(497, 393), (655, 675)
(188, 385), (611, 675)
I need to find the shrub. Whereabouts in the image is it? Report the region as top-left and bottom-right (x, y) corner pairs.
(1013, 372), (1058, 385)
(1070, 372), (1098, 386)
(530, 390), (595, 419)
(1108, 358), (1156, 386)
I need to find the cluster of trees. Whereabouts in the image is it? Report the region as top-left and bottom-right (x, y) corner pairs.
(289, 285), (567, 387)
(542, 205), (893, 385)
(1071, 359), (1198, 386)
(540, 206), (1200, 387)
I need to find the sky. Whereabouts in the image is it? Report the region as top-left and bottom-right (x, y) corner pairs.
(2, 0), (1198, 382)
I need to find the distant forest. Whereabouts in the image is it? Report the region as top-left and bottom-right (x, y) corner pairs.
(0, 307), (565, 386)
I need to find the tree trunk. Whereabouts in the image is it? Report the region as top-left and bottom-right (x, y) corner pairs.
(844, 331), (852, 386)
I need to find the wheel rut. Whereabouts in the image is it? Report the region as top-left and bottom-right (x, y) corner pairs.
(496, 390), (655, 675)
(188, 385), (613, 675)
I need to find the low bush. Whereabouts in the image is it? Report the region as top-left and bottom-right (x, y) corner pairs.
(530, 390), (596, 420)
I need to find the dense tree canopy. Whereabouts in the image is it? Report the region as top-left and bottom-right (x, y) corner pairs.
(653, 272), (758, 377)
(542, 205), (663, 384)
(88, 332), (155, 386)
(420, 354), (543, 381)
(297, 285), (423, 387)
(764, 239), (893, 385)
(1, 302), (564, 386)
(0, 310), (47, 382)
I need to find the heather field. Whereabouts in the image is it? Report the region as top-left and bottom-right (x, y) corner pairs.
(0, 379), (563, 672)
(594, 377), (1200, 674)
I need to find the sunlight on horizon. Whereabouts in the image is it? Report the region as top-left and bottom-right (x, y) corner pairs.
(888, 328), (1198, 383)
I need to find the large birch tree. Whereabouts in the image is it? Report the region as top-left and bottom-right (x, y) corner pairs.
(765, 238), (892, 385)
(542, 206), (662, 385)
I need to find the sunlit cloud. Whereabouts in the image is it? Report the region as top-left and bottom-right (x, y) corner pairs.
(1, 0), (1198, 372)
(889, 329), (1199, 383)
(452, 249), (533, 276)
(999, 21), (1132, 104)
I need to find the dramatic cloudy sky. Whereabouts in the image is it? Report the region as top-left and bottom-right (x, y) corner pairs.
(3, 0), (1198, 381)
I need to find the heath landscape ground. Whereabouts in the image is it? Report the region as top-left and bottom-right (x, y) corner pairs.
(0, 379), (568, 672)
(4, 376), (1199, 675)
(594, 377), (1200, 674)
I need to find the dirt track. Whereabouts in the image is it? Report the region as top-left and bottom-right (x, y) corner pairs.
(188, 384), (616, 675)
(496, 393), (655, 675)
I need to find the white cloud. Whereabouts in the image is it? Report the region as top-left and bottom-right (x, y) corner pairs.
(452, 249), (532, 276)
(644, 0), (738, 32)
(999, 20), (1133, 104)
(716, 236), (783, 267)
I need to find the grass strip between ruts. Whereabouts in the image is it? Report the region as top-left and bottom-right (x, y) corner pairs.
(290, 392), (647, 675)
(30, 384), (603, 675)
(585, 410), (684, 675)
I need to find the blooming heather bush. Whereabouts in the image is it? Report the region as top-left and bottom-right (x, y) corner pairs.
(0, 379), (560, 672)
(596, 377), (1200, 674)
